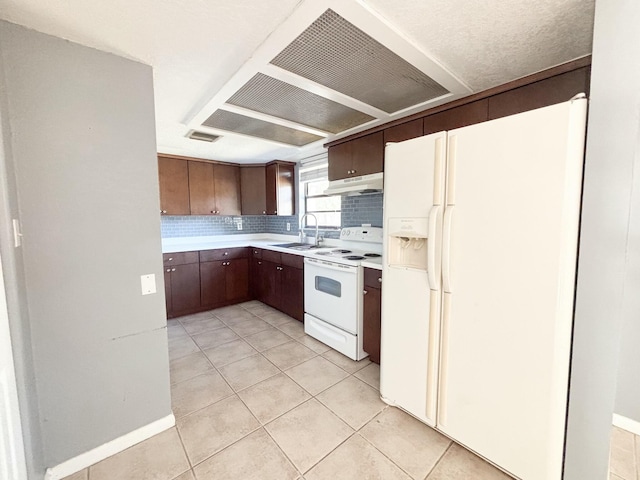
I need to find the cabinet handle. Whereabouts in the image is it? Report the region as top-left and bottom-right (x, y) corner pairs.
(378, 278), (382, 283)
(161, 210), (167, 214)
(171, 268), (176, 272)
(166, 268), (170, 272)
(168, 257), (173, 261)
(262, 211), (266, 214)
(363, 290), (368, 295)
(223, 252), (228, 256)
(352, 169), (356, 174)
(258, 261), (262, 265)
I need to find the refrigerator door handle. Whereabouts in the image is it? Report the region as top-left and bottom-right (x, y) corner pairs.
(442, 206), (455, 293)
(427, 205), (443, 290)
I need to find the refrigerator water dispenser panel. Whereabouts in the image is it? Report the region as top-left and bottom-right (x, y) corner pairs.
(387, 217), (429, 271)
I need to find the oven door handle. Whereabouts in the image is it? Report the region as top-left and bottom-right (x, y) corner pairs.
(304, 257), (358, 273)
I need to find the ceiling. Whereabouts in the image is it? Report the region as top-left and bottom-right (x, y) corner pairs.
(0, 0), (595, 164)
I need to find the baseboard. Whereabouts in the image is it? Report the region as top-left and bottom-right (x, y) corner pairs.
(613, 413), (640, 436)
(44, 413), (175, 480)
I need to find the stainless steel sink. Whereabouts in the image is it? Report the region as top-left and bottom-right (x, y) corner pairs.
(271, 243), (322, 250)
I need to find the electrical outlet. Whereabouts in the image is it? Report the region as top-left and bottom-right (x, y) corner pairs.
(286, 222), (290, 231)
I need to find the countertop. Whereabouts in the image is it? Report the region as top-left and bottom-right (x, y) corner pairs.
(162, 234), (383, 269)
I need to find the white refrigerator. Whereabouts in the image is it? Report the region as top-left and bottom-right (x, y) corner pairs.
(380, 97), (588, 480)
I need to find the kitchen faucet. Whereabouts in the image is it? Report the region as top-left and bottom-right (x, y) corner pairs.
(299, 213), (321, 247)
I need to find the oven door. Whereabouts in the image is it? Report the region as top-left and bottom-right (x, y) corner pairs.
(304, 257), (359, 334)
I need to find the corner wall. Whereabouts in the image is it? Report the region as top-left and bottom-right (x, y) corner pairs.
(0, 30), (44, 478)
(564, 0), (640, 477)
(0, 20), (172, 469)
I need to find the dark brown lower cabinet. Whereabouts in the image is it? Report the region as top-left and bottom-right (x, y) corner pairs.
(200, 261), (226, 308)
(200, 258), (250, 308)
(261, 260), (282, 310)
(280, 265), (304, 321)
(226, 258), (249, 303)
(363, 268), (382, 364)
(166, 263), (201, 317)
(164, 247), (303, 321)
(164, 271), (172, 314)
(249, 249), (304, 322)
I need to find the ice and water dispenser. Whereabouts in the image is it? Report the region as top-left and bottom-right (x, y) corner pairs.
(387, 217), (429, 271)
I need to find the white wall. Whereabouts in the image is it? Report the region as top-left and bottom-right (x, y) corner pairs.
(0, 20), (172, 469)
(564, 0), (640, 477)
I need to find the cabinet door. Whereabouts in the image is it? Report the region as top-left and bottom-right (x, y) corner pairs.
(384, 118), (423, 144)
(214, 164), (241, 215)
(164, 270), (172, 317)
(487, 67), (590, 120)
(225, 258), (249, 303)
(275, 163), (295, 216)
(158, 157), (190, 215)
(188, 161), (216, 215)
(350, 132), (383, 177)
(363, 286), (381, 364)
(200, 261), (225, 308)
(265, 163), (295, 216)
(280, 266), (304, 322)
(171, 263), (201, 313)
(241, 166), (267, 215)
(423, 100), (489, 136)
(328, 141), (352, 181)
(250, 258), (265, 300)
(262, 261), (281, 309)
(265, 164), (278, 215)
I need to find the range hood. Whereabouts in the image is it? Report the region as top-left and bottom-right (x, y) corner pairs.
(324, 172), (384, 195)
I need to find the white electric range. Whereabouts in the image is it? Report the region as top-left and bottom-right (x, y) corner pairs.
(304, 226), (382, 360)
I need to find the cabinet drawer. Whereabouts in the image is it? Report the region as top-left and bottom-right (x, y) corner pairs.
(163, 251), (199, 266)
(281, 252), (304, 269)
(199, 247), (249, 262)
(262, 249), (281, 264)
(251, 248), (263, 259)
(364, 268), (382, 289)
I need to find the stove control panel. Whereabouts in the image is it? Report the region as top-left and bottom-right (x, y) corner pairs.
(340, 226), (384, 243)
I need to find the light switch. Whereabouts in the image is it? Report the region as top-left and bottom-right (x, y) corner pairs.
(140, 274), (156, 295)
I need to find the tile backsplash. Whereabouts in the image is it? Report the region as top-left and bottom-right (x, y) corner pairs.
(160, 193), (384, 239)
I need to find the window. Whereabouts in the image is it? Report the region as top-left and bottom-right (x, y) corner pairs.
(299, 154), (341, 229)
(304, 179), (341, 228)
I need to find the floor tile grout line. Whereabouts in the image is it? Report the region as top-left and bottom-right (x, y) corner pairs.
(187, 424), (264, 472)
(261, 426), (305, 478)
(356, 425), (423, 479)
(424, 441), (454, 479)
(170, 302), (382, 478)
(173, 425), (194, 471)
(298, 428), (358, 476)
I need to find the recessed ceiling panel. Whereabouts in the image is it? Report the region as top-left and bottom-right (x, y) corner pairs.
(202, 109), (323, 146)
(226, 73), (375, 134)
(270, 9), (450, 113)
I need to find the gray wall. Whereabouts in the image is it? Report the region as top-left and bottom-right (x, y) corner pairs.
(0, 34), (45, 478)
(0, 20), (172, 469)
(564, 0), (640, 478)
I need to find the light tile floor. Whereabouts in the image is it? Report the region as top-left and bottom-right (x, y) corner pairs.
(609, 425), (640, 480)
(66, 300), (628, 480)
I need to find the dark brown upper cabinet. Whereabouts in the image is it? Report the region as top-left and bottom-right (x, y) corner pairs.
(240, 166), (267, 215)
(188, 160), (241, 216)
(158, 156), (190, 215)
(328, 132), (384, 181)
(384, 118), (424, 144)
(487, 67), (590, 121)
(265, 161), (295, 216)
(423, 100), (489, 136)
